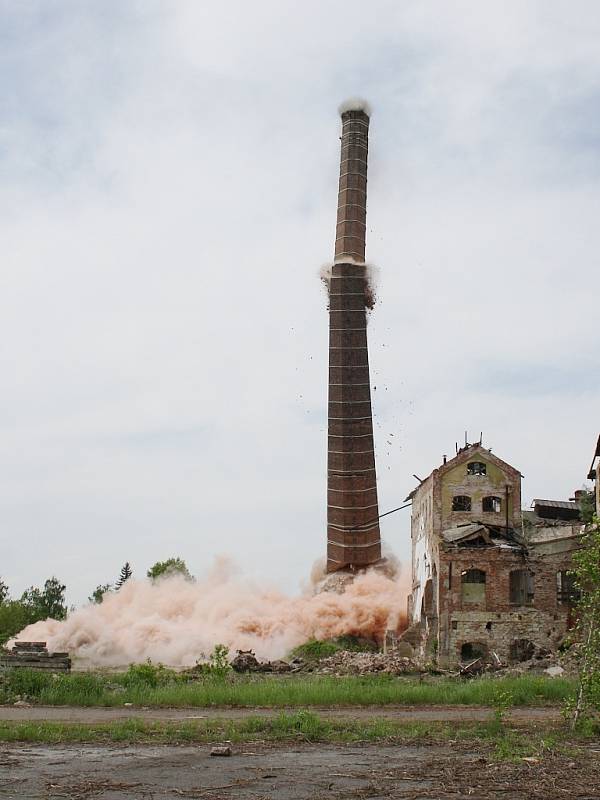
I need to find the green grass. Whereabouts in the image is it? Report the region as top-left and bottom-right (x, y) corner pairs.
(0, 712), (592, 762)
(0, 669), (576, 708)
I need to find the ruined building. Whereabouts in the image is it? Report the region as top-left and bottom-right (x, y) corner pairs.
(403, 441), (584, 666)
(326, 104), (382, 573)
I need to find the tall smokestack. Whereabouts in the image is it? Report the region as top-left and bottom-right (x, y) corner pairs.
(327, 100), (382, 573)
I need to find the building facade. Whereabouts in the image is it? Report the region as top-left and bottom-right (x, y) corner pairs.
(405, 442), (582, 666)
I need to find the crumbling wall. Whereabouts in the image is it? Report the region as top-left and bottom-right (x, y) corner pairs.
(436, 544), (578, 665)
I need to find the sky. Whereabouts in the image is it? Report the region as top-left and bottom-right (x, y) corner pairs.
(1, 1), (599, 606)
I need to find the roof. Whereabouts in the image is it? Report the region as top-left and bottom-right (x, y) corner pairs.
(441, 523), (522, 548)
(532, 499), (579, 511)
(588, 434), (600, 480)
(404, 443), (522, 503)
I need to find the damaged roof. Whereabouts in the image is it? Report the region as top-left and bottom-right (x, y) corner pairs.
(532, 499), (581, 521)
(441, 523), (522, 548)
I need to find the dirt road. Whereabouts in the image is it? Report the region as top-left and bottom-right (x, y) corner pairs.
(1, 740), (599, 799)
(0, 704), (561, 724)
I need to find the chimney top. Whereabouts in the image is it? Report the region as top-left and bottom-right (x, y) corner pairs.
(338, 97), (372, 118)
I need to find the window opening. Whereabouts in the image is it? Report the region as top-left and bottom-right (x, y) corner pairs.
(460, 642), (487, 661)
(452, 495), (472, 512)
(461, 569), (486, 603)
(509, 570), (534, 605)
(557, 571), (581, 604)
(467, 462), (486, 476)
(482, 496), (502, 513)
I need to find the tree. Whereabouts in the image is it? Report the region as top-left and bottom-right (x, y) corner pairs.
(0, 578), (9, 605)
(89, 583), (112, 604)
(579, 491), (597, 525)
(21, 576), (67, 620)
(570, 515), (600, 727)
(147, 557), (193, 582)
(115, 562), (133, 589)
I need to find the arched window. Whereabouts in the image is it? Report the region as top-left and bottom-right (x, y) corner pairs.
(467, 462), (486, 476)
(461, 569), (486, 603)
(509, 570), (534, 605)
(452, 495), (472, 511)
(482, 496), (502, 513)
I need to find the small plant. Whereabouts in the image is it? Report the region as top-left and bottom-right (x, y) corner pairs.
(193, 644), (231, 679)
(490, 687), (513, 732)
(121, 660), (177, 688)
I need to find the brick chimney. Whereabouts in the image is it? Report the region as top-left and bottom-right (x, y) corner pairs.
(327, 103), (382, 573)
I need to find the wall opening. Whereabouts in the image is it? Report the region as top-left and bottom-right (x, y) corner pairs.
(510, 638), (535, 662)
(460, 642), (488, 661)
(509, 570), (534, 606)
(557, 571), (581, 604)
(453, 495), (472, 512)
(482, 496), (502, 513)
(461, 568), (486, 603)
(467, 462), (486, 476)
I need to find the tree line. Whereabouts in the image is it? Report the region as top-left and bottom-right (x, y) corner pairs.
(0, 557), (192, 646)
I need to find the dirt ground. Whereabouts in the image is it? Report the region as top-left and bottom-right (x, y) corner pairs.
(0, 705), (560, 724)
(1, 740), (600, 800)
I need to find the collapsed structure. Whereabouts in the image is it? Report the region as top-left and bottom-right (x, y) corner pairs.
(326, 102), (382, 573)
(402, 441), (587, 666)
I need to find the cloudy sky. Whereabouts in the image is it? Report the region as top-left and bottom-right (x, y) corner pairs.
(1, 1), (599, 605)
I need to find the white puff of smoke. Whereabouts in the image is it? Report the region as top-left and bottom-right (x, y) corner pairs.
(338, 97), (372, 117)
(10, 556), (408, 668)
(319, 263), (332, 293)
(333, 256), (366, 265)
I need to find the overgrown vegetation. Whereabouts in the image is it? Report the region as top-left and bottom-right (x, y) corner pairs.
(569, 514), (600, 727)
(0, 669), (576, 708)
(291, 636), (377, 661)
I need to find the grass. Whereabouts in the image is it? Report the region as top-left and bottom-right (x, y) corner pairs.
(0, 658), (577, 709)
(0, 712), (594, 761)
(0, 670), (576, 708)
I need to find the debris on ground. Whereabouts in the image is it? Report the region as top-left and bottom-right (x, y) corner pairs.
(0, 641), (71, 672)
(314, 650), (418, 676)
(230, 650), (295, 674)
(210, 746), (232, 757)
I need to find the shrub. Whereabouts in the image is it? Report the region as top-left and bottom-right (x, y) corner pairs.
(121, 660), (178, 688)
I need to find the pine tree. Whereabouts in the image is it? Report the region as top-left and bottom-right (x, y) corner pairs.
(0, 577), (9, 604)
(115, 562), (133, 589)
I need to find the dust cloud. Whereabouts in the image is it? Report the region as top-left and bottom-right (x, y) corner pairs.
(11, 557), (408, 667)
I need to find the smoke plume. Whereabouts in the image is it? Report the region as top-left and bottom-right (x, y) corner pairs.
(319, 262), (379, 310)
(11, 557), (408, 667)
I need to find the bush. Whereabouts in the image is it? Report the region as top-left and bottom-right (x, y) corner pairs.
(121, 660), (179, 688)
(193, 645), (231, 679)
(291, 636), (377, 661)
(4, 668), (53, 698)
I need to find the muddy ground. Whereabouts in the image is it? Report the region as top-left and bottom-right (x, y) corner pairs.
(1, 740), (599, 799)
(0, 705), (560, 724)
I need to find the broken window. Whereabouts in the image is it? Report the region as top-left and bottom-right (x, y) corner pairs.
(557, 571), (581, 604)
(452, 495), (472, 512)
(509, 570), (535, 605)
(460, 642), (487, 661)
(461, 569), (486, 603)
(467, 462), (486, 476)
(482, 496), (502, 513)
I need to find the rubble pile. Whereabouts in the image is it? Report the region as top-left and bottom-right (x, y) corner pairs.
(0, 641), (71, 672)
(230, 650), (293, 673)
(315, 650), (417, 676)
